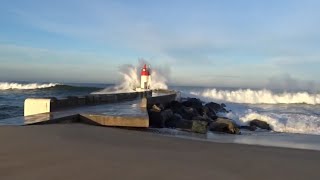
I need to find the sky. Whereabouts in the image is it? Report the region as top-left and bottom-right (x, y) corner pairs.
(1, 0), (320, 90)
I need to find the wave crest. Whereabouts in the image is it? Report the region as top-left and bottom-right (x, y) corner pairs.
(191, 88), (320, 105)
(223, 107), (320, 135)
(0, 82), (58, 90)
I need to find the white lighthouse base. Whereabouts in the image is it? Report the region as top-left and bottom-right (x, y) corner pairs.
(135, 88), (150, 92)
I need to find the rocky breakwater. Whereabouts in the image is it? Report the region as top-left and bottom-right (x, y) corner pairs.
(148, 98), (272, 134)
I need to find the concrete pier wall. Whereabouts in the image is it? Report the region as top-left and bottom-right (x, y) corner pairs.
(24, 91), (152, 116)
(146, 92), (178, 109)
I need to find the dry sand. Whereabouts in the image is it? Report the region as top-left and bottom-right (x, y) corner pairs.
(0, 124), (319, 180)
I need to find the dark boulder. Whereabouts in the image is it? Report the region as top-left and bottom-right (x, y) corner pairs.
(202, 106), (217, 120)
(165, 113), (183, 128)
(182, 98), (204, 115)
(205, 102), (228, 113)
(191, 120), (208, 134)
(249, 119), (272, 130)
(148, 109), (173, 128)
(192, 114), (215, 124)
(209, 117), (240, 134)
(182, 98), (203, 108)
(177, 107), (200, 120)
(240, 125), (257, 131)
(148, 111), (162, 127)
(167, 101), (184, 113)
(172, 119), (208, 134)
(193, 115), (209, 122)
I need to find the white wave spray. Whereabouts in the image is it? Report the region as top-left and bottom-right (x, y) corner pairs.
(94, 59), (169, 94)
(224, 104), (320, 135)
(0, 82), (58, 90)
(191, 88), (320, 105)
(184, 88), (320, 135)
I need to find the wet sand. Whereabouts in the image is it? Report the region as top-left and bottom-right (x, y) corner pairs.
(0, 124), (319, 180)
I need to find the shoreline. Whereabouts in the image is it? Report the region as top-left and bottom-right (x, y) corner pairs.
(151, 128), (320, 151)
(1, 124), (320, 179)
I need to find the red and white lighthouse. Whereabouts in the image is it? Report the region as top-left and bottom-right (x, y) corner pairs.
(140, 64), (151, 89)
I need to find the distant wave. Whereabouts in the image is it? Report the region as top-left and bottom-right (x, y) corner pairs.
(0, 82), (59, 90)
(50, 85), (101, 91)
(190, 88), (320, 105)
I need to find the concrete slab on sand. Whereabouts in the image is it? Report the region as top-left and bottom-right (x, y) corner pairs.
(2, 99), (149, 127)
(0, 124), (319, 180)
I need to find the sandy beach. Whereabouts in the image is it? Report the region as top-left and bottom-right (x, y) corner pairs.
(0, 124), (319, 180)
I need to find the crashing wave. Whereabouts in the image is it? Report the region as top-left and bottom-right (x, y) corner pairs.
(223, 105), (320, 135)
(94, 60), (168, 94)
(190, 88), (320, 105)
(0, 82), (58, 90)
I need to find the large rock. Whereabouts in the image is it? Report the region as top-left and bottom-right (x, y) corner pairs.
(202, 106), (217, 120)
(173, 119), (208, 134)
(191, 121), (208, 134)
(249, 119), (272, 130)
(167, 100), (183, 113)
(148, 109), (173, 128)
(177, 107), (200, 120)
(165, 113), (183, 128)
(209, 117), (240, 134)
(240, 125), (257, 131)
(205, 102), (228, 113)
(182, 98), (204, 115)
(182, 98), (203, 108)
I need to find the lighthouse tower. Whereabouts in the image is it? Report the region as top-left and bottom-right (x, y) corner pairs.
(140, 64), (151, 89)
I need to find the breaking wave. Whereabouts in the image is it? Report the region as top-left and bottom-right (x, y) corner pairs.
(190, 88), (320, 105)
(0, 82), (58, 90)
(186, 88), (320, 135)
(223, 104), (320, 135)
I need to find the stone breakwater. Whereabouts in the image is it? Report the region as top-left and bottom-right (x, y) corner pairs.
(147, 98), (272, 134)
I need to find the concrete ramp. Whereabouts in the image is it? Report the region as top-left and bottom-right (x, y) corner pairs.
(80, 114), (148, 127)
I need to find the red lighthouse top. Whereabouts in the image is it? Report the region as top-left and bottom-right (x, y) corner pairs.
(141, 64), (150, 76)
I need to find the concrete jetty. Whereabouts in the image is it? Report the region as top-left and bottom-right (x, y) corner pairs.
(3, 90), (177, 127)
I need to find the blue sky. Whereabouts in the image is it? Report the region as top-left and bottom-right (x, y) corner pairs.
(1, 0), (320, 89)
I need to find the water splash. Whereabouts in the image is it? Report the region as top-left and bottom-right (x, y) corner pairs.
(94, 59), (169, 94)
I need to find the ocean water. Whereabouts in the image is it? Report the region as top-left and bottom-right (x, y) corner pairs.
(0, 82), (107, 120)
(1, 82), (320, 138)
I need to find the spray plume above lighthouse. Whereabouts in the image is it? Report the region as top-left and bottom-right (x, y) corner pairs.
(92, 61), (169, 94)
